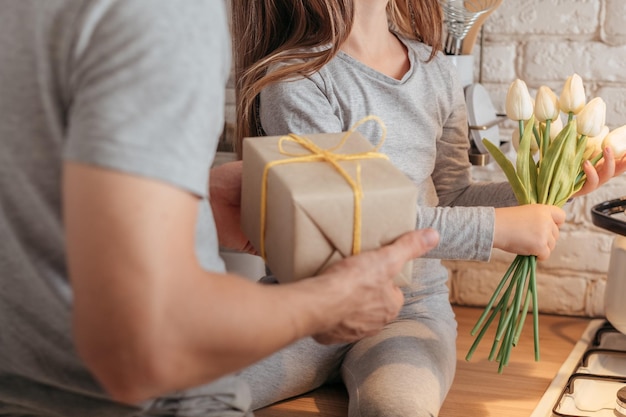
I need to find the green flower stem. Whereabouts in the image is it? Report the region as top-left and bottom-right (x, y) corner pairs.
(466, 254), (540, 369)
(542, 119), (552, 160)
(505, 258), (531, 363)
(496, 310), (514, 365)
(530, 256), (540, 361)
(496, 256), (530, 370)
(511, 258), (530, 336)
(488, 276), (517, 361)
(488, 303), (507, 361)
(470, 256), (522, 336)
(466, 299), (501, 361)
(513, 282), (533, 346)
(533, 125), (541, 149)
(575, 150), (604, 185)
(500, 315), (517, 372)
(493, 275), (518, 341)
(467, 261), (520, 362)
(493, 260), (526, 344)
(590, 152), (604, 165)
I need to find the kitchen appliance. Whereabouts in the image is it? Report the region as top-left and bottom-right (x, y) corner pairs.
(465, 82), (506, 166)
(593, 197), (626, 335)
(531, 197), (626, 417)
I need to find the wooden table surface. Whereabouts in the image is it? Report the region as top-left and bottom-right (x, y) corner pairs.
(256, 305), (592, 417)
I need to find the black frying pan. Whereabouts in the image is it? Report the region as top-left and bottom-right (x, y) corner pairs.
(591, 196), (626, 236)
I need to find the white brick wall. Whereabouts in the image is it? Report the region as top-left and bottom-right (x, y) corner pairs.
(446, 0), (626, 317)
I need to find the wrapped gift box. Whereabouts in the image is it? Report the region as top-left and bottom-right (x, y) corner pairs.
(241, 130), (417, 286)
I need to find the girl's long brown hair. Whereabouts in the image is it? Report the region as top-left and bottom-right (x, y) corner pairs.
(231, 0), (443, 157)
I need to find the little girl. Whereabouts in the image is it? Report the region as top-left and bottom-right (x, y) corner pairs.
(231, 1), (624, 416)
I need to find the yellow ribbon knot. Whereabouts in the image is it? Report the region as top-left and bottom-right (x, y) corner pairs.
(259, 115), (389, 261)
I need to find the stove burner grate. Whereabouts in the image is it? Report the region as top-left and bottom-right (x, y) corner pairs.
(592, 322), (621, 347)
(581, 348), (626, 368)
(552, 372), (626, 417)
(551, 322), (626, 417)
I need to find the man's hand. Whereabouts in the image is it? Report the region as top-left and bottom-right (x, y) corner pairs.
(310, 228), (440, 345)
(209, 160), (256, 254)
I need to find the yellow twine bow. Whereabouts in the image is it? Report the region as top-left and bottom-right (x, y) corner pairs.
(259, 115), (389, 261)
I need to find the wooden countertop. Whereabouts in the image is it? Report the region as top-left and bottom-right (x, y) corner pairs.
(256, 305), (592, 417)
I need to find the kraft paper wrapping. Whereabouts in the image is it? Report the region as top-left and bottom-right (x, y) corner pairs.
(241, 130), (417, 286)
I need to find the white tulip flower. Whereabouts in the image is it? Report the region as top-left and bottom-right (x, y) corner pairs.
(559, 73), (586, 115)
(505, 79), (534, 121)
(576, 97), (606, 138)
(602, 124), (626, 158)
(534, 86), (560, 123)
(583, 125), (608, 160)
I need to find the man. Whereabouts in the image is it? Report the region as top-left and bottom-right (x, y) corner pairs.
(0, 1), (439, 416)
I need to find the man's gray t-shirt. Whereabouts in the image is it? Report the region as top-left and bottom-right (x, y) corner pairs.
(0, 1), (241, 415)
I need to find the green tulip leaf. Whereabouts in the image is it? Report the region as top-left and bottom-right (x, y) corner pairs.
(516, 116), (537, 204)
(537, 120), (576, 204)
(482, 139), (529, 205)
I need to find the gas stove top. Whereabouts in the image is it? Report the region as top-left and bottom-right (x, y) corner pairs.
(532, 319), (626, 417)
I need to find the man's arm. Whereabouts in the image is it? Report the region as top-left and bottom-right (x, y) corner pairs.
(63, 162), (438, 404)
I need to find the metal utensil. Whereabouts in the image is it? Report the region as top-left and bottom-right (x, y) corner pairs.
(440, 0), (500, 55)
(460, 0), (503, 55)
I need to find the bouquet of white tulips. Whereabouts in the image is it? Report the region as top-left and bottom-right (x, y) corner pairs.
(465, 74), (626, 373)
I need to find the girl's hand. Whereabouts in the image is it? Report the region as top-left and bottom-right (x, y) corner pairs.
(573, 146), (626, 198)
(209, 160), (257, 255)
(493, 205), (566, 261)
